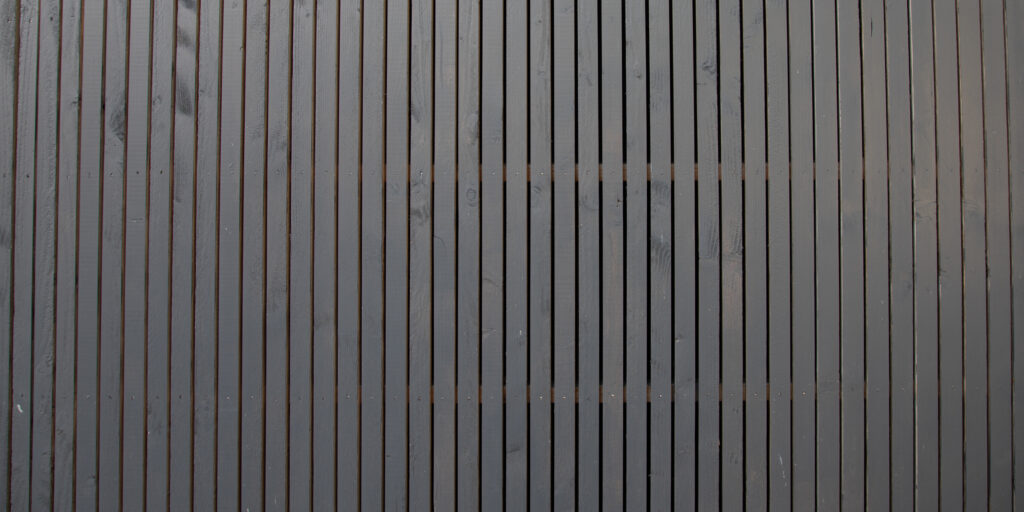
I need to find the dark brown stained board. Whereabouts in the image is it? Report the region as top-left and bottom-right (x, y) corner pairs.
(1, 1), (1019, 510)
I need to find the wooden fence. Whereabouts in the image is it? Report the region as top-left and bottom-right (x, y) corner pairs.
(1, 0), (1022, 510)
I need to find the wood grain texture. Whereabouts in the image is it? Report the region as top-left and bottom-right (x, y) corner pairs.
(0, 5), (1014, 510)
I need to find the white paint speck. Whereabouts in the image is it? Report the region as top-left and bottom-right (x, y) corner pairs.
(16, 404), (23, 414)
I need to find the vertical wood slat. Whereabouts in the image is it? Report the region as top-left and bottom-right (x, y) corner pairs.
(600, 1), (625, 509)
(528, 0), (552, 508)
(909, 0), (940, 509)
(218, 0), (245, 509)
(432, 0), (457, 507)
(0, 0), (16, 504)
(312, 0), (340, 508)
(789, 0), (815, 506)
(813, 0), (840, 507)
(766, 0), (792, 509)
(122, 0), (151, 507)
(552, 1), (575, 509)
(456, 0), (481, 508)
(2, 3), (1021, 510)
(504, 0), (529, 507)
(861, 0), (891, 508)
(384, 0), (410, 508)
(957, 1), (989, 508)
(30, 0), (59, 510)
(192, 0), (219, 503)
(1009, 0), (1024, 507)
(408, 0), (434, 507)
(885, 1), (915, 509)
(97, 0), (127, 508)
(290, 0), (315, 507)
(169, 0), (198, 507)
(265, 0), (291, 507)
(360, 0), (385, 508)
(337, 0), (361, 508)
(241, 0), (269, 509)
(55, 0), (85, 509)
(741, 0), (768, 507)
(9, 3), (38, 510)
(481, 0), (504, 507)
(146, 0), (173, 507)
(837, 0), (866, 507)
(576, 2), (601, 510)
(935, 1), (965, 508)
(982, 0), (1014, 510)
(647, 0), (672, 508)
(623, 1), (648, 508)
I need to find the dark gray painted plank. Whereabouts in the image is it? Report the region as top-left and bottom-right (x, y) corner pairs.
(481, 0), (504, 507)
(552, 1), (575, 510)
(837, 0), (865, 507)
(432, 0), (457, 507)
(623, 1), (648, 508)
(741, 0), (767, 507)
(30, 0), (59, 508)
(956, 2), (988, 508)
(788, 0), (815, 507)
(288, 0), (314, 508)
(360, 0), (385, 507)
(10, 2), (39, 508)
(766, 0), (791, 509)
(812, 0), (840, 507)
(934, 1), (964, 507)
(217, 0), (244, 509)
(10, 1), (39, 509)
(908, 1), (938, 509)
(718, 0), (743, 507)
(169, 0), (198, 506)
(408, 0), (434, 507)
(861, 0), (891, 508)
(384, 0), (410, 507)
(981, 0), (1013, 509)
(337, 0), (361, 508)
(121, 0), (151, 506)
(1008, 0), (1024, 509)
(575, 2), (601, 510)
(671, 0), (697, 507)
(457, 0), (481, 508)
(504, 0), (529, 507)
(97, 0), (127, 508)
(601, 1), (625, 509)
(647, 1), (672, 507)
(884, 1), (914, 509)
(265, 0), (291, 507)
(241, 1), (269, 509)
(0, 0), (15, 505)
(193, 0), (221, 503)
(145, 0), (173, 507)
(55, 0), (84, 507)
(312, 0), (339, 509)
(696, 0), (720, 507)
(529, 0), (552, 508)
